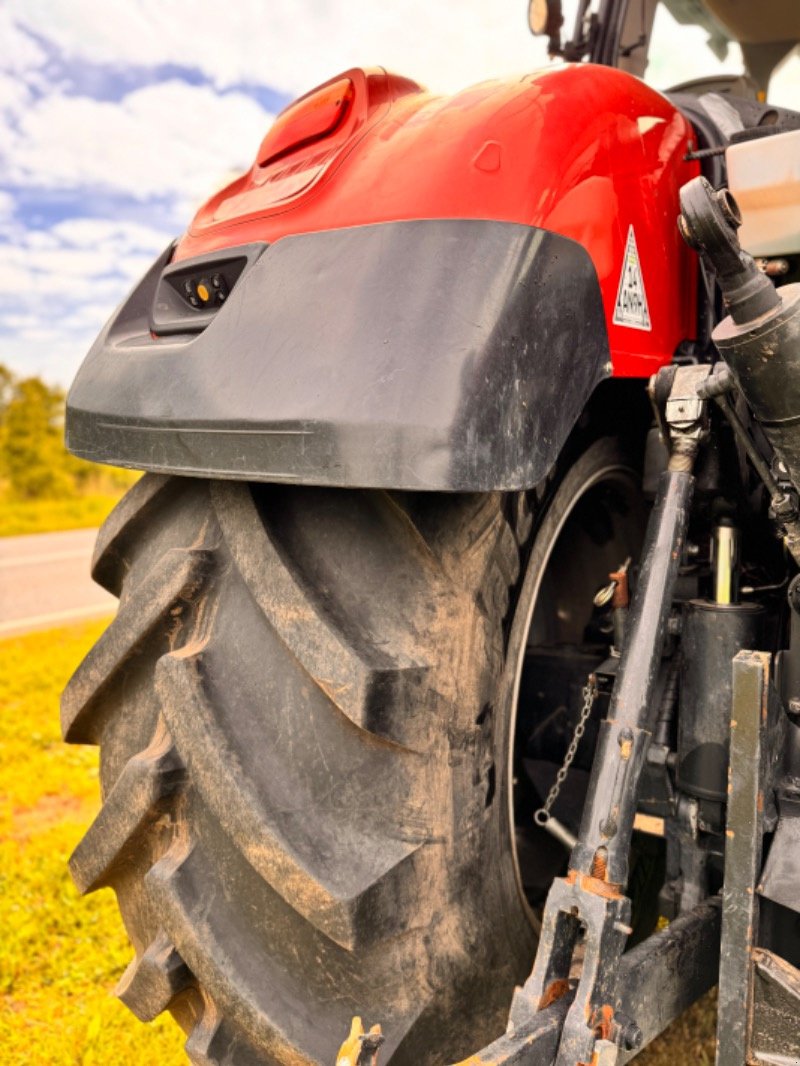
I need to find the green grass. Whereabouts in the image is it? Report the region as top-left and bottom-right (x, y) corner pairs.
(0, 622), (185, 1064)
(0, 621), (717, 1064)
(0, 494), (128, 537)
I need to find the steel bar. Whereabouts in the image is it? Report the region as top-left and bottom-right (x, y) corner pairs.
(716, 652), (775, 1066)
(571, 469), (695, 885)
(452, 994), (572, 1066)
(515, 467), (696, 1066)
(618, 898), (721, 1062)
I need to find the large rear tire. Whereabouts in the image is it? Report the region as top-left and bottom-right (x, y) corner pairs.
(63, 437), (645, 1065)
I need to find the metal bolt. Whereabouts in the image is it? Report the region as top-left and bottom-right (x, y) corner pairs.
(619, 1018), (643, 1051)
(618, 728), (633, 761)
(591, 847), (608, 880)
(599, 815), (617, 838)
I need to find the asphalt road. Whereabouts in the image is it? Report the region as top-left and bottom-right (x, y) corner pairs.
(0, 528), (116, 638)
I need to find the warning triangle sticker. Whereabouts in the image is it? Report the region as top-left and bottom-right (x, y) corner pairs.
(613, 225), (651, 331)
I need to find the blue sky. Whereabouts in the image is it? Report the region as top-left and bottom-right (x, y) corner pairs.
(1, 1), (798, 387)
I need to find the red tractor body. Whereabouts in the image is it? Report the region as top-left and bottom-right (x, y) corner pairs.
(176, 64), (699, 377)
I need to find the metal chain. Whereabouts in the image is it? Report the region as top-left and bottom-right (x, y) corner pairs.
(533, 675), (597, 827)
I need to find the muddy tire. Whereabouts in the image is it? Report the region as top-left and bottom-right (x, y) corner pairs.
(63, 438), (644, 1065)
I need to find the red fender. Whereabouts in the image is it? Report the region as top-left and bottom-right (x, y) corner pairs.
(175, 63), (700, 378)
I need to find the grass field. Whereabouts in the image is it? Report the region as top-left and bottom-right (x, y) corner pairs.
(0, 621), (716, 1064)
(0, 622), (185, 1064)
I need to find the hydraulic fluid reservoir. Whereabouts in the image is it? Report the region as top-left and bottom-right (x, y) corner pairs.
(727, 129), (800, 257)
(677, 524), (764, 813)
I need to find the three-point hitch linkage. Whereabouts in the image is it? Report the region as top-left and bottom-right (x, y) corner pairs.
(341, 368), (724, 1066)
(337, 177), (800, 1066)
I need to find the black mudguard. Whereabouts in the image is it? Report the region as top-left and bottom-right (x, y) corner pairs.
(66, 219), (610, 491)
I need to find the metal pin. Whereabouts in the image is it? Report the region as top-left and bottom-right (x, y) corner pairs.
(534, 811), (578, 850)
(712, 522), (739, 605)
(593, 556), (632, 608)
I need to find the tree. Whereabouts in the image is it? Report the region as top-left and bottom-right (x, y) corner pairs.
(0, 364), (136, 500)
(0, 368), (74, 499)
(0, 364), (13, 417)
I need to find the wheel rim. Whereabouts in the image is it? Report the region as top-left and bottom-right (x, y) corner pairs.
(506, 458), (647, 922)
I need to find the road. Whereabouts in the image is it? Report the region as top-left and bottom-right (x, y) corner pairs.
(0, 528), (116, 638)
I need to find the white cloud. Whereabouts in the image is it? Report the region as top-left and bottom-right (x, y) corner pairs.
(5, 0), (553, 97)
(0, 8), (46, 75)
(2, 80), (274, 208)
(0, 215), (170, 290)
(0, 213), (174, 383)
(0, 328), (95, 383)
(19, 229), (57, 250)
(0, 72), (33, 117)
(51, 217), (171, 250)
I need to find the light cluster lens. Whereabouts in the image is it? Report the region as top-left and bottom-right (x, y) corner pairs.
(182, 272), (229, 309)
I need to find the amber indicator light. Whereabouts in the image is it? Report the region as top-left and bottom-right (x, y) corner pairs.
(257, 77), (354, 168)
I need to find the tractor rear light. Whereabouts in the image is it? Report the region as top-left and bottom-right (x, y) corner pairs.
(149, 243), (266, 336)
(257, 77), (355, 168)
(181, 69), (421, 233)
(178, 272), (230, 309)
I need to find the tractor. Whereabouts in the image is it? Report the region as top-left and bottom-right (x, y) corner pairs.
(62, 2), (800, 1063)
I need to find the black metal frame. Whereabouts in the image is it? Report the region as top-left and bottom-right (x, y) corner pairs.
(451, 899), (721, 1065)
(446, 375), (715, 1065)
(456, 646), (798, 1066)
(454, 353), (800, 1065)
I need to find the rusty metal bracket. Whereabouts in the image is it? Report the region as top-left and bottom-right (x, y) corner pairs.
(450, 898), (721, 1066)
(514, 453), (696, 1062)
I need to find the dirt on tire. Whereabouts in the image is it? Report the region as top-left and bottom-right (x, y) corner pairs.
(62, 473), (541, 1065)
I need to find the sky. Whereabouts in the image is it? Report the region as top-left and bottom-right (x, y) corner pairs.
(0, 0), (562, 386)
(0, 1), (798, 387)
